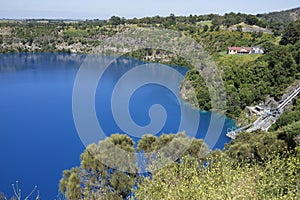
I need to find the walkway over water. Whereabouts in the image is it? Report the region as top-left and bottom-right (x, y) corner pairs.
(227, 84), (300, 139)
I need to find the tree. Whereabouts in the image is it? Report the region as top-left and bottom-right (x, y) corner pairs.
(59, 134), (137, 200)
(227, 131), (287, 162)
(137, 132), (209, 172)
(224, 12), (240, 27)
(290, 41), (300, 68)
(108, 16), (125, 26)
(245, 15), (259, 25)
(280, 20), (300, 45)
(163, 13), (176, 27)
(278, 120), (300, 149)
(270, 100), (300, 131)
(59, 133), (210, 199)
(264, 45), (297, 88)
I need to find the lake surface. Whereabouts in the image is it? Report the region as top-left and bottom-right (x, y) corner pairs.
(0, 53), (235, 199)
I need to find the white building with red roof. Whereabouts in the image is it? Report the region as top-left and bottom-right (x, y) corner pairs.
(227, 46), (264, 55)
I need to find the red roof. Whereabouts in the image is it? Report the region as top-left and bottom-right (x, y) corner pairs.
(228, 47), (252, 53)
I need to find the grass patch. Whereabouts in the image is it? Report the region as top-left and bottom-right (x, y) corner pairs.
(199, 20), (212, 27)
(63, 27), (88, 37)
(217, 54), (262, 69)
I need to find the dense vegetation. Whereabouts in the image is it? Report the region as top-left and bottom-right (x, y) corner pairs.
(136, 154), (299, 199)
(185, 20), (300, 119)
(258, 7), (300, 28)
(1, 7), (299, 54)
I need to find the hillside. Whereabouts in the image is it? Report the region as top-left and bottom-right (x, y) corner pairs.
(226, 22), (273, 34)
(257, 7), (300, 24)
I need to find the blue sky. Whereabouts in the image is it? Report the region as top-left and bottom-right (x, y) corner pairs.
(0, 0), (299, 19)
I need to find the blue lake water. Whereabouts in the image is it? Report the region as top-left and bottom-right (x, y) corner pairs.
(0, 53), (235, 199)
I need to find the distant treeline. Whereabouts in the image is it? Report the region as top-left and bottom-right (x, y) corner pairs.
(2, 6), (299, 34)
